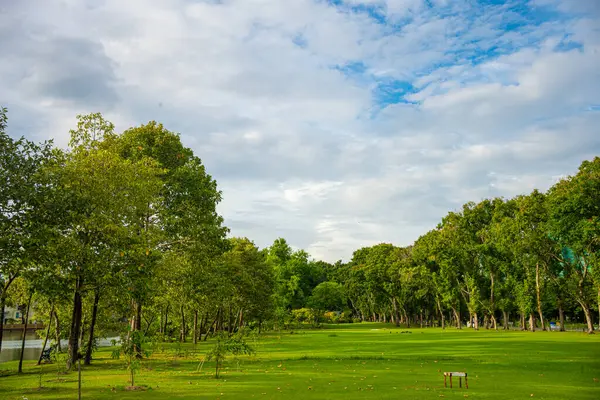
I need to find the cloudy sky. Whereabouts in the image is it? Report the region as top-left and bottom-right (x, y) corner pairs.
(1, 0), (599, 262)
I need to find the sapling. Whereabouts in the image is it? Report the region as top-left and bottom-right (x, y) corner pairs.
(204, 332), (255, 378)
(111, 327), (151, 388)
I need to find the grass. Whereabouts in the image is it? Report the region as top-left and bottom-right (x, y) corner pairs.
(1, 323), (599, 399)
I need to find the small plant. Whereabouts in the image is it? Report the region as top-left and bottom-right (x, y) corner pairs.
(111, 328), (151, 388)
(50, 348), (68, 379)
(38, 364), (43, 389)
(205, 332), (255, 378)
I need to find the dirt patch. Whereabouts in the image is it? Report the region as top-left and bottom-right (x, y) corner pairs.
(125, 385), (148, 391)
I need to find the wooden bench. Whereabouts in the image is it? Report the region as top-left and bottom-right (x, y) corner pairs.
(443, 372), (468, 389)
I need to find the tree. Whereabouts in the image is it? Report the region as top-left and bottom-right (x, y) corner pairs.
(308, 281), (345, 320)
(114, 121), (227, 345)
(38, 113), (163, 369)
(548, 157), (600, 333)
(0, 107), (54, 353)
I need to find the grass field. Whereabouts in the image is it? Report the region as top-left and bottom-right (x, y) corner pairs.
(1, 323), (599, 399)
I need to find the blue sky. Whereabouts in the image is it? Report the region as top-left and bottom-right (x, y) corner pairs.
(1, 0), (599, 261)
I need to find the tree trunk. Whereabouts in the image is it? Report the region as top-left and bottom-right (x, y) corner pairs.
(38, 304), (55, 365)
(55, 311), (62, 352)
(193, 310), (198, 345)
(436, 299), (445, 329)
(159, 308), (163, 336)
(452, 308), (461, 329)
(579, 301), (595, 334)
(227, 304), (233, 336)
(135, 302), (142, 331)
(490, 271), (496, 329)
(163, 304), (169, 338)
(79, 317), (86, 346)
(502, 311), (509, 330)
(529, 313), (536, 332)
(473, 312), (479, 330)
(558, 305), (565, 332)
(67, 278), (83, 370)
(18, 292), (33, 373)
(180, 304), (186, 342)
(535, 263), (546, 331)
(84, 289), (100, 365)
(419, 311), (423, 328)
(597, 287), (600, 331)
(238, 309), (244, 329)
(520, 313), (526, 331)
(0, 295), (6, 354)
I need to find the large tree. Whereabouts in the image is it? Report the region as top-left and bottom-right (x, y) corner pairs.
(548, 157), (600, 333)
(0, 107), (54, 353)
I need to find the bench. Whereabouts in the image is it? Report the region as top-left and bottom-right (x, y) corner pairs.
(40, 346), (54, 363)
(443, 372), (468, 389)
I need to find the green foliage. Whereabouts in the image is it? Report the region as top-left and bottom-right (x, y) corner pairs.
(205, 332), (255, 378)
(111, 328), (152, 386)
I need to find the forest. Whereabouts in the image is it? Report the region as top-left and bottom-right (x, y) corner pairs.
(1, 107), (599, 375)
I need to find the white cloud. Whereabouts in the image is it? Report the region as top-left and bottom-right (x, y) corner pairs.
(1, 0), (599, 262)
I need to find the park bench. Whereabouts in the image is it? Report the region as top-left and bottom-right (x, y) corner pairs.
(40, 346), (54, 363)
(443, 371), (468, 389)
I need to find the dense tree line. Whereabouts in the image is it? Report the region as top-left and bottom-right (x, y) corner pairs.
(1, 108), (599, 372)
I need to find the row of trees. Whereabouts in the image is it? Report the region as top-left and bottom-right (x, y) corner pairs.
(1, 108), (599, 375)
(334, 175), (599, 333)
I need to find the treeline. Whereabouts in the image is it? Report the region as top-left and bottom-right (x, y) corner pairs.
(1, 108), (599, 373)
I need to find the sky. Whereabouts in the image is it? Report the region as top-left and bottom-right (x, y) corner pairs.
(1, 0), (599, 262)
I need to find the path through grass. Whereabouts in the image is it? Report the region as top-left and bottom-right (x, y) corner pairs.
(1, 323), (599, 399)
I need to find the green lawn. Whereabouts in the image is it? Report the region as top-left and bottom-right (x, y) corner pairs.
(1, 324), (599, 399)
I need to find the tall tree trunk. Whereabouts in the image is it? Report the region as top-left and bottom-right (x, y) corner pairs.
(193, 310), (198, 345)
(163, 304), (169, 337)
(38, 304), (55, 365)
(490, 271), (496, 329)
(473, 312), (479, 330)
(597, 288), (600, 330)
(558, 305), (565, 332)
(180, 304), (186, 342)
(135, 302), (142, 331)
(0, 295), (6, 354)
(502, 310), (509, 330)
(520, 313), (526, 331)
(452, 307), (461, 329)
(79, 317), (86, 346)
(159, 308), (163, 336)
(67, 277), (83, 370)
(84, 289), (100, 365)
(535, 263), (546, 331)
(227, 304), (233, 336)
(436, 299), (445, 329)
(18, 292), (33, 373)
(55, 311), (62, 352)
(238, 309), (244, 329)
(529, 313), (536, 332)
(579, 300), (595, 334)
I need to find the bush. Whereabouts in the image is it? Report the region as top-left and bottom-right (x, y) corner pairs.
(291, 308), (316, 324)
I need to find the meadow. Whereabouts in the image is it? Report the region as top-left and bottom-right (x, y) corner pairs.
(1, 323), (599, 400)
